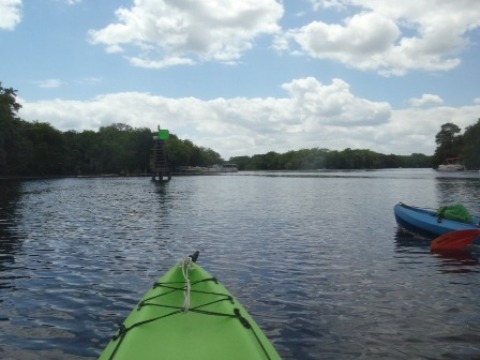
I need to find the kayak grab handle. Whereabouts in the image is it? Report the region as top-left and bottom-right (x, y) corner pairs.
(189, 251), (200, 263)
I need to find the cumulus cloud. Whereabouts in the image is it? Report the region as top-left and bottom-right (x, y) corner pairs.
(409, 94), (444, 107)
(18, 76), (480, 158)
(0, 0), (22, 30)
(36, 79), (63, 89)
(279, 0), (480, 76)
(85, 0), (479, 75)
(281, 77), (391, 126)
(374, 105), (480, 154)
(89, 0), (284, 68)
(283, 13), (399, 65)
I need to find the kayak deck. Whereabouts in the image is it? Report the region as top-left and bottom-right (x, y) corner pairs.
(99, 257), (281, 360)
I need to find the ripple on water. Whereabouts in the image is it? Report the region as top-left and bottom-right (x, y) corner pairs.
(0, 174), (479, 359)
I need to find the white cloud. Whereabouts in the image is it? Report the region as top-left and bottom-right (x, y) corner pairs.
(281, 77), (391, 126)
(374, 105), (480, 154)
(89, 0), (284, 68)
(0, 0), (22, 30)
(18, 76), (480, 159)
(409, 94), (444, 107)
(52, 0), (81, 4)
(309, 0), (349, 11)
(76, 77), (102, 85)
(281, 0), (480, 76)
(283, 12), (400, 68)
(36, 79), (63, 89)
(128, 56), (195, 69)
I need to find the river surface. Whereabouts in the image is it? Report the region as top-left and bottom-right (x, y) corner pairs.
(1, 169), (480, 359)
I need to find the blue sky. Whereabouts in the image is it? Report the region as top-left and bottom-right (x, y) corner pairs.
(1, 0), (480, 159)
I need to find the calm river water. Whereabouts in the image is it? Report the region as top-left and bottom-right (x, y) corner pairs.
(1, 169), (480, 359)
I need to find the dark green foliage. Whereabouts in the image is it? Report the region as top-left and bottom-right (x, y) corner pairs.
(0, 83), (223, 176)
(22, 121), (65, 175)
(165, 135), (222, 168)
(432, 120), (480, 169)
(0, 83), (22, 174)
(230, 148), (432, 170)
(461, 119), (480, 169)
(432, 123), (463, 168)
(59, 125), (221, 175)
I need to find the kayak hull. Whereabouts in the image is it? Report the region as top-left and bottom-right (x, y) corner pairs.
(99, 259), (281, 360)
(394, 202), (480, 238)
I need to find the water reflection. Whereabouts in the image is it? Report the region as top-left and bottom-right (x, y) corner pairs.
(394, 228), (479, 272)
(432, 252), (479, 273)
(153, 179), (169, 197)
(394, 228), (430, 249)
(0, 174), (479, 359)
(0, 181), (23, 272)
(435, 177), (480, 212)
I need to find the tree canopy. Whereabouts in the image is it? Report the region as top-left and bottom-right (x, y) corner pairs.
(0, 83), (223, 177)
(432, 120), (480, 169)
(461, 120), (480, 169)
(432, 122), (463, 166)
(3, 81), (479, 177)
(229, 148), (431, 170)
(0, 83), (23, 174)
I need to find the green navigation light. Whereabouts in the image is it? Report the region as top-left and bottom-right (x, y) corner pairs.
(158, 129), (169, 140)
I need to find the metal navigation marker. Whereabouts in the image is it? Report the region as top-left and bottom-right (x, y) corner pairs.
(151, 126), (171, 181)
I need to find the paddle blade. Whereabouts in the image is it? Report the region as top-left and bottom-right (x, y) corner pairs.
(431, 230), (480, 252)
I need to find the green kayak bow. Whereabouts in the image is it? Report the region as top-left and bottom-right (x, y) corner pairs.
(99, 252), (281, 360)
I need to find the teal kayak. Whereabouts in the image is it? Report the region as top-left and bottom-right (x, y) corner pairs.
(99, 252), (281, 359)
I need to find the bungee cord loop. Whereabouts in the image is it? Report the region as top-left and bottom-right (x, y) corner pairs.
(180, 256), (195, 312)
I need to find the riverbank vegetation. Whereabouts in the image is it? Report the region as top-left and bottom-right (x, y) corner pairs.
(230, 118), (480, 170)
(1, 82), (479, 176)
(432, 121), (480, 169)
(230, 149), (431, 170)
(0, 83), (222, 177)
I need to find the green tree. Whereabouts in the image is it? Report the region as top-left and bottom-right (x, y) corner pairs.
(280, 150), (301, 170)
(228, 156), (250, 170)
(461, 118), (480, 169)
(131, 127), (154, 174)
(433, 122), (463, 167)
(0, 84), (22, 174)
(165, 136), (193, 167)
(23, 121), (65, 175)
(163, 135), (222, 168)
(76, 130), (100, 174)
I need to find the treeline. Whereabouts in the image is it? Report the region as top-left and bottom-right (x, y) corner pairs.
(0, 83), (222, 177)
(230, 117), (480, 171)
(230, 149), (431, 170)
(3, 81), (479, 176)
(0, 120), (223, 177)
(432, 120), (480, 169)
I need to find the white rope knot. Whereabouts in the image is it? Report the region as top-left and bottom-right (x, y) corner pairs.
(180, 256), (195, 312)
